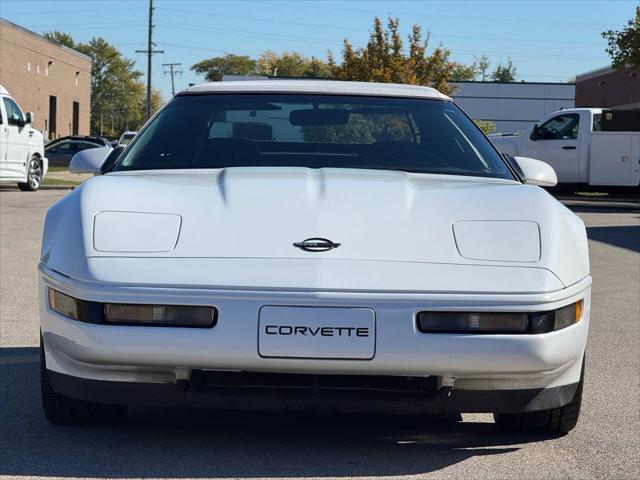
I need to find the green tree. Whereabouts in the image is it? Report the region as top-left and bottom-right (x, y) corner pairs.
(43, 30), (76, 48)
(449, 63), (478, 81)
(491, 58), (517, 82)
(474, 55), (491, 81)
(190, 54), (257, 82)
(602, 5), (640, 71)
(43, 32), (162, 137)
(473, 119), (495, 134)
(257, 51), (331, 78)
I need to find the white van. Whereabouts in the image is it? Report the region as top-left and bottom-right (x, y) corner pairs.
(0, 86), (48, 191)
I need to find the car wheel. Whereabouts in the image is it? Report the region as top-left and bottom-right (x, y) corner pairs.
(40, 337), (127, 425)
(18, 156), (43, 191)
(493, 357), (584, 435)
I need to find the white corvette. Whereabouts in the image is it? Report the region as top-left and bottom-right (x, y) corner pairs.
(39, 80), (590, 434)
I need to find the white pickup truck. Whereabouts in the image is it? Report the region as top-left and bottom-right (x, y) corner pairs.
(490, 108), (640, 187)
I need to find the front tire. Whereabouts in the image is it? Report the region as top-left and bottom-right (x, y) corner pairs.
(40, 338), (127, 425)
(494, 358), (584, 435)
(18, 156), (43, 191)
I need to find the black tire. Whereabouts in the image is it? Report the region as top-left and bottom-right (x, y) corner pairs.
(18, 156), (43, 191)
(494, 358), (584, 435)
(40, 338), (127, 425)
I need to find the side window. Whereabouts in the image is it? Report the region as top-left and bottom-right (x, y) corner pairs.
(538, 114), (580, 140)
(75, 142), (99, 152)
(2, 97), (24, 126)
(592, 113), (602, 132)
(50, 141), (73, 154)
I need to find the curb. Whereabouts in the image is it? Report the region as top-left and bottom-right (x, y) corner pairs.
(556, 195), (640, 204)
(560, 199), (640, 211)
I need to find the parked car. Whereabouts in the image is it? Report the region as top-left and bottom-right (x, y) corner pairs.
(490, 108), (640, 187)
(45, 136), (112, 167)
(117, 130), (137, 147)
(41, 80), (590, 435)
(0, 85), (48, 191)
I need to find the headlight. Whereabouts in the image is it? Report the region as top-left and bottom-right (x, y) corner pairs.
(48, 288), (217, 328)
(417, 300), (583, 334)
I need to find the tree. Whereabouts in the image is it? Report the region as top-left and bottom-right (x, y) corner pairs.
(190, 54), (257, 82)
(256, 51), (331, 78)
(473, 119), (495, 134)
(44, 32), (163, 137)
(449, 62), (478, 81)
(258, 50), (305, 77)
(43, 31), (75, 48)
(474, 55), (491, 81)
(602, 5), (640, 71)
(330, 17), (463, 95)
(491, 58), (517, 82)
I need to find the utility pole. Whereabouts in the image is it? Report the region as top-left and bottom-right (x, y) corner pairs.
(162, 62), (182, 96)
(136, 0), (163, 119)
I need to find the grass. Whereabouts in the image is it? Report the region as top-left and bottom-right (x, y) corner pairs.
(42, 178), (81, 187)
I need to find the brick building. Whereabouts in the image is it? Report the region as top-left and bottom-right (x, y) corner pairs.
(0, 18), (91, 139)
(575, 65), (640, 110)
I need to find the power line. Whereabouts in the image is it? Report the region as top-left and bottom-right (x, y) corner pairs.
(158, 7), (603, 46)
(156, 22), (607, 61)
(162, 63), (183, 96)
(136, 0), (163, 119)
(1, 6), (146, 15)
(260, 1), (620, 27)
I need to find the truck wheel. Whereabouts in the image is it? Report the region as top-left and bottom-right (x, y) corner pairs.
(18, 157), (42, 191)
(493, 358), (584, 435)
(40, 338), (127, 425)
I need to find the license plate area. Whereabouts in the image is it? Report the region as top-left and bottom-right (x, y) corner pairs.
(258, 306), (376, 360)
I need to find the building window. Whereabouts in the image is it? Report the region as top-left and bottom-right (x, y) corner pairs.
(27, 62), (31, 71)
(72, 101), (79, 135)
(36, 65), (40, 74)
(49, 96), (57, 139)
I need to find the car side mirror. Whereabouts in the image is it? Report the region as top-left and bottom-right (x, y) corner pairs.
(513, 156), (557, 187)
(530, 124), (540, 141)
(69, 146), (112, 174)
(25, 112), (34, 124)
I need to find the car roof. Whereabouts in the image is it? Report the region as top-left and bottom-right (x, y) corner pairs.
(47, 136), (107, 144)
(181, 80), (450, 100)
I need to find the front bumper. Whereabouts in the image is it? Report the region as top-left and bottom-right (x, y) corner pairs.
(40, 264), (591, 411)
(47, 369), (580, 414)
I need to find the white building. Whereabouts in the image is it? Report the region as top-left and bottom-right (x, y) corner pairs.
(450, 81), (575, 134)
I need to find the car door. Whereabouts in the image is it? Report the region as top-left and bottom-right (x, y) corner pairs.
(2, 96), (30, 178)
(519, 113), (581, 183)
(0, 97), (7, 178)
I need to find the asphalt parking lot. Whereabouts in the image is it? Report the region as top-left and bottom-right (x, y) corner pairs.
(1, 189), (638, 480)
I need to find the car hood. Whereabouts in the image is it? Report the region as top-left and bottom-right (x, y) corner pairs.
(41, 168), (589, 289)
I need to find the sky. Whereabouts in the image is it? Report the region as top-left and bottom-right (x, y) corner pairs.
(0, 0), (637, 100)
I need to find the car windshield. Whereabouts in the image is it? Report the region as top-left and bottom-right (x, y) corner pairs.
(114, 93), (514, 180)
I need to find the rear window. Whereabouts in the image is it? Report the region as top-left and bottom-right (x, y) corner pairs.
(115, 94), (513, 180)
